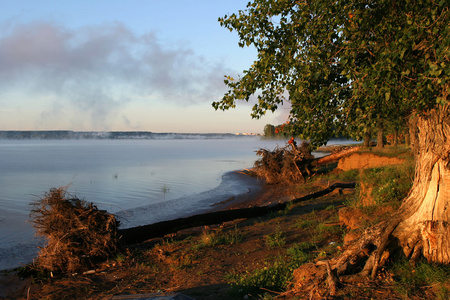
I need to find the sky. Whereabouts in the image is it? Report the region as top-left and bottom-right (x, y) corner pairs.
(0, 1), (288, 133)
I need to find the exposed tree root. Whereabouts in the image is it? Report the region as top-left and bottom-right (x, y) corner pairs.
(254, 142), (360, 185)
(291, 214), (413, 298)
(253, 141), (315, 184)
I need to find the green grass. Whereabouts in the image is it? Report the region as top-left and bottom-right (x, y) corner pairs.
(226, 259), (292, 296)
(316, 223), (343, 235)
(391, 258), (450, 299)
(293, 219), (317, 230)
(195, 226), (244, 249)
(264, 228), (286, 248)
(329, 169), (360, 182)
(226, 251), (308, 297)
(286, 243), (313, 263)
(361, 163), (414, 206)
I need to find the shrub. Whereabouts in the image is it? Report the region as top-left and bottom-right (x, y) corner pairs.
(287, 244), (311, 263)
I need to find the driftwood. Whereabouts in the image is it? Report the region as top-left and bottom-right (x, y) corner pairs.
(118, 182), (355, 244)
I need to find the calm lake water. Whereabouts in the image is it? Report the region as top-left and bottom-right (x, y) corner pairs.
(0, 136), (286, 270)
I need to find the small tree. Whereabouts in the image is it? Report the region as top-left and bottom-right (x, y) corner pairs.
(263, 124), (275, 138)
(213, 0), (449, 281)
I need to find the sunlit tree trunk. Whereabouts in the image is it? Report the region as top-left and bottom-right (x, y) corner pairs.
(329, 106), (450, 280)
(393, 105), (450, 263)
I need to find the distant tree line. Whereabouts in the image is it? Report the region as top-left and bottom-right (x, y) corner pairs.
(0, 131), (238, 140)
(264, 119), (409, 147)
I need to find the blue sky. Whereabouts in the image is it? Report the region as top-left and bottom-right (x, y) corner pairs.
(0, 1), (287, 133)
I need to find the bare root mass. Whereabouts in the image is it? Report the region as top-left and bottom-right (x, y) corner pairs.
(254, 141), (314, 184)
(30, 187), (120, 274)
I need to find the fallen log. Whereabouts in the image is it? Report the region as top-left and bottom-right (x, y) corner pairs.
(118, 182), (356, 244)
(315, 146), (360, 166)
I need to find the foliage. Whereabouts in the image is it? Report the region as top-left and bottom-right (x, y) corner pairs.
(287, 243), (313, 263)
(317, 223), (343, 236)
(294, 219), (317, 230)
(29, 187), (119, 273)
(263, 124), (275, 138)
(212, 0), (449, 148)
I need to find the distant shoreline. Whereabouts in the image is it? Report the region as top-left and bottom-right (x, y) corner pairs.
(0, 130), (261, 140)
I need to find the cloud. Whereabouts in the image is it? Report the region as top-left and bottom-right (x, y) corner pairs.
(0, 21), (230, 129)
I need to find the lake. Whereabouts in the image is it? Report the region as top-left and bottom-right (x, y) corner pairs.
(0, 136), (286, 270)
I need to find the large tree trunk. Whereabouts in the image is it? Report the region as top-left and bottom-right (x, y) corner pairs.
(392, 105), (450, 264)
(309, 105), (450, 283)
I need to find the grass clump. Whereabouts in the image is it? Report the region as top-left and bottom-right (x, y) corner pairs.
(328, 169), (360, 182)
(316, 223), (343, 236)
(29, 187), (119, 274)
(197, 226), (243, 249)
(264, 228), (286, 248)
(287, 243), (313, 263)
(361, 163), (414, 206)
(294, 218), (317, 230)
(391, 258), (450, 299)
(227, 240), (315, 297)
(227, 254), (304, 297)
(227, 259), (291, 296)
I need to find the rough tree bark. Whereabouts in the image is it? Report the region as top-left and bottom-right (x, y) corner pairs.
(331, 105), (450, 278)
(392, 105), (450, 264)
